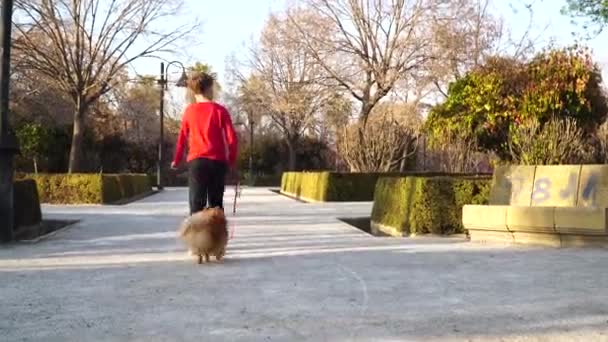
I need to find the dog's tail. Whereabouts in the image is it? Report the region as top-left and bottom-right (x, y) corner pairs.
(178, 217), (192, 237)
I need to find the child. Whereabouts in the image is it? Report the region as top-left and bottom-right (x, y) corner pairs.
(171, 72), (238, 214)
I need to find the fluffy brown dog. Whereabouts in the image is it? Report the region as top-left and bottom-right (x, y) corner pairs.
(178, 207), (228, 264)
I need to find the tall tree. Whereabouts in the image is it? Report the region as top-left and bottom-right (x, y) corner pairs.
(115, 76), (160, 145)
(246, 12), (326, 170)
(289, 0), (434, 125)
(428, 0), (504, 96)
(12, 0), (197, 172)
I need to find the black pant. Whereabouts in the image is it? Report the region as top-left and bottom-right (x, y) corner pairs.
(188, 158), (228, 215)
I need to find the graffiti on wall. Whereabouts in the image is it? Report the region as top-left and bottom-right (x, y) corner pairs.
(504, 172), (600, 206)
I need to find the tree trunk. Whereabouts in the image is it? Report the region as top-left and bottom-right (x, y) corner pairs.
(33, 157), (38, 174)
(399, 153), (407, 172)
(286, 140), (297, 171)
(68, 104), (86, 173)
(355, 125), (367, 172)
(358, 103), (373, 127)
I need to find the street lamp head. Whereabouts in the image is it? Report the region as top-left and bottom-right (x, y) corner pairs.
(176, 70), (188, 88)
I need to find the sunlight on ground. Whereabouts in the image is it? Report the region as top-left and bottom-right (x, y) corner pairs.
(0, 244), (460, 271)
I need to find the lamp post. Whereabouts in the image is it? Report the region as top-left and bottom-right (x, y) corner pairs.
(235, 118), (255, 185)
(0, 0), (18, 242)
(157, 61), (187, 190)
(248, 116), (254, 180)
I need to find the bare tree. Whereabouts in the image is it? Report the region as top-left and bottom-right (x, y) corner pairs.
(429, 0), (541, 97)
(289, 0), (434, 125)
(428, 0), (502, 96)
(338, 103), (420, 172)
(423, 134), (493, 173)
(508, 117), (590, 165)
(12, 0), (197, 172)
(245, 12), (327, 170)
(10, 69), (74, 127)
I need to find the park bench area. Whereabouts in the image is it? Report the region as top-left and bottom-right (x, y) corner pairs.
(464, 165), (608, 247)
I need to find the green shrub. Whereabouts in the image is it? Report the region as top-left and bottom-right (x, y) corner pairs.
(13, 179), (42, 229)
(281, 172), (331, 201)
(19, 173), (151, 204)
(425, 47), (607, 161)
(242, 173), (282, 187)
(281, 171), (490, 202)
(26, 173), (103, 204)
(102, 174), (152, 203)
(148, 172), (189, 188)
(324, 173), (384, 201)
(281, 172), (397, 202)
(371, 176), (491, 235)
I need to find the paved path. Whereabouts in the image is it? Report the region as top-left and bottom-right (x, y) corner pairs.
(2, 188), (608, 341)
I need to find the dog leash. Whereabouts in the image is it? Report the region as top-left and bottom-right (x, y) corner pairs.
(229, 180), (240, 240)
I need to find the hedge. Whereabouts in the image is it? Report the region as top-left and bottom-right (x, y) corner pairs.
(102, 174), (153, 204)
(19, 173), (152, 204)
(371, 176), (491, 235)
(241, 173), (282, 187)
(13, 179), (42, 229)
(148, 172), (282, 188)
(148, 172), (188, 188)
(281, 171), (491, 202)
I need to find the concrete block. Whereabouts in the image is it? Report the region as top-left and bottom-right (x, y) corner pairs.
(506, 206), (555, 233)
(462, 205), (508, 231)
(578, 165), (608, 208)
(468, 230), (514, 244)
(512, 232), (562, 248)
(554, 207), (608, 235)
(531, 165), (581, 207)
(489, 165), (536, 206)
(560, 235), (608, 248)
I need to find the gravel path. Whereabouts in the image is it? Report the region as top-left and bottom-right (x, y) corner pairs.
(1, 187), (608, 341)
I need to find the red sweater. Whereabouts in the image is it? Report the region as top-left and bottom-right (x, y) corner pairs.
(172, 102), (238, 166)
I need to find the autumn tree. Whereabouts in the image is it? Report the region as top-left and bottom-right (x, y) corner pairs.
(425, 46), (607, 161)
(12, 0), (197, 172)
(233, 76), (267, 134)
(318, 92), (352, 141)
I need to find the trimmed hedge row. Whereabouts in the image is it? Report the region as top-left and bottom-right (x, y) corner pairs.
(148, 172), (282, 188)
(371, 176), (491, 235)
(281, 172), (332, 201)
(147, 172), (189, 188)
(13, 179), (42, 229)
(19, 173), (152, 204)
(281, 171), (491, 202)
(102, 174), (152, 204)
(241, 173), (282, 187)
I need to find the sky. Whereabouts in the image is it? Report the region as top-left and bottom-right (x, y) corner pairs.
(131, 0), (608, 89)
(131, 0), (287, 85)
